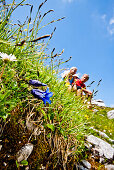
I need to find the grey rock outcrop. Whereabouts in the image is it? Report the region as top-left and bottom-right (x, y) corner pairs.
(84, 143), (92, 151)
(86, 135), (114, 159)
(107, 110), (114, 119)
(81, 160), (91, 169)
(91, 99), (105, 107)
(16, 143), (33, 163)
(90, 127), (114, 144)
(76, 165), (88, 170)
(0, 145), (2, 151)
(105, 164), (114, 170)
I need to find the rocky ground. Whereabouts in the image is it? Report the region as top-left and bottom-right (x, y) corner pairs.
(0, 101), (114, 170)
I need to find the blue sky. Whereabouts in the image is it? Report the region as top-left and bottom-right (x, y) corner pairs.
(6, 0), (114, 107)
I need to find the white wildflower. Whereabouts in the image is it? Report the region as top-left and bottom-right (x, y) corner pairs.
(0, 52), (17, 62)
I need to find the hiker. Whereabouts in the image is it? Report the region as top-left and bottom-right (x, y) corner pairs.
(62, 67), (78, 92)
(74, 74), (92, 98)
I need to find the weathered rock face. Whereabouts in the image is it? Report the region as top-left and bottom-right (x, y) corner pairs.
(76, 165), (88, 170)
(86, 135), (114, 159)
(91, 99), (105, 107)
(0, 145), (2, 151)
(107, 110), (114, 119)
(0, 140), (2, 151)
(105, 164), (114, 170)
(81, 160), (91, 169)
(16, 143), (33, 163)
(90, 127), (114, 144)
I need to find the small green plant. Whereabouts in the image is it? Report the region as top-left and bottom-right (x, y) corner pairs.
(16, 160), (19, 168)
(20, 160), (28, 166)
(16, 160), (28, 168)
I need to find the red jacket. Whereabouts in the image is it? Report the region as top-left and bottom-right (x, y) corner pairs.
(75, 79), (86, 88)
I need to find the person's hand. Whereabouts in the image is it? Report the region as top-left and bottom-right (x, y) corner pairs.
(88, 90), (92, 95)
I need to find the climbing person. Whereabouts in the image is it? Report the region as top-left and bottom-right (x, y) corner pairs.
(62, 67), (78, 92)
(74, 74), (92, 98)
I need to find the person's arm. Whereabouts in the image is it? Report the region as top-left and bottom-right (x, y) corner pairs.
(64, 73), (70, 83)
(82, 88), (92, 95)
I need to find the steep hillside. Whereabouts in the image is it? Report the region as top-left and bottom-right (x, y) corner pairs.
(0, 1), (113, 169)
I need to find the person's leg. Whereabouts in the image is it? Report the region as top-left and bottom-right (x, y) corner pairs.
(72, 85), (77, 96)
(73, 85), (77, 91)
(76, 86), (82, 96)
(77, 89), (82, 96)
(68, 85), (72, 92)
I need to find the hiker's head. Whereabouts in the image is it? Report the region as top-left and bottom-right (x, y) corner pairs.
(81, 74), (89, 83)
(70, 67), (77, 75)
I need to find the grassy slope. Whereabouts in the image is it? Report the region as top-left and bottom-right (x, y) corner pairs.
(0, 1), (114, 169)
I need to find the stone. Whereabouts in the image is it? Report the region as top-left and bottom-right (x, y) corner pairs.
(105, 164), (114, 170)
(84, 143), (92, 151)
(90, 127), (114, 144)
(40, 164), (46, 170)
(92, 147), (103, 157)
(25, 166), (29, 170)
(93, 109), (98, 113)
(3, 162), (7, 166)
(76, 165), (88, 170)
(87, 135), (100, 145)
(99, 157), (105, 163)
(81, 160), (91, 169)
(107, 110), (114, 119)
(91, 99), (105, 107)
(16, 143), (33, 163)
(0, 145), (2, 151)
(98, 131), (110, 139)
(87, 135), (114, 159)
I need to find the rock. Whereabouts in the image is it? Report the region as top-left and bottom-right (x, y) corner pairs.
(16, 143), (33, 163)
(90, 127), (114, 144)
(100, 142), (114, 159)
(93, 109), (98, 113)
(76, 165), (88, 170)
(92, 147), (103, 157)
(105, 164), (114, 170)
(0, 145), (2, 151)
(87, 135), (114, 159)
(91, 99), (105, 107)
(3, 162), (7, 166)
(81, 160), (91, 169)
(40, 164), (46, 170)
(84, 143), (92, 151)
(99, 157), (105, 163)
(98, 131), (110, 139)
(25, 166), (29, 170)
(107, 110), (114, 119)
(87, 135), (101, 145)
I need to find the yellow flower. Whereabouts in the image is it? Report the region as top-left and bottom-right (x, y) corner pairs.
(85, 115), (89, 120)
(65, 82), (70, 87)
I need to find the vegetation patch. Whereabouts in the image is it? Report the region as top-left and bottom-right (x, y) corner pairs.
(0, 1), (113, 169)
